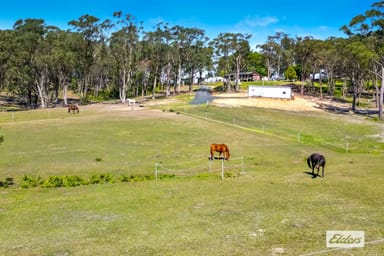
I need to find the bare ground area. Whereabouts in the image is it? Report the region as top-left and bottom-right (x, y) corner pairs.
(212, 93), (322, 111)
(209, 90), (357, 113)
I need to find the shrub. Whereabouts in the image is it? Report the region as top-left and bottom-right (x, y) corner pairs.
(62, 175), (84, 187)
(20, 175), (42, 189)
(41, 176), (63, 188)
(89, 173), (114, 184)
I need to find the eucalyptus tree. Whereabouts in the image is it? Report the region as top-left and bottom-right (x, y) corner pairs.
(33, 25), (59, 108)
(143, 23), (170, 99)
(293, 36), (313, 94)
(161, 24), (173, 97)
(339, 39), (376, 112)
(258, 40), (278, 80)
(109, 12), (142, 103)
(233, 34), (251, 91)
(310, 39), (326, 98)
(46, 30), (78, 105)
(68, 14), (111, 99)
(6, 19), (54, 107)
(188, 42), (213, 92)
(0, 30), (14, 89)
(341, 0), (384, 119)
(170, 25), (208, 93)
(210, 33), (251, 92)
(259, 32), (292, 80)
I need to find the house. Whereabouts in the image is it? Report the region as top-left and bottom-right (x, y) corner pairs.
(309, 69), (328, 81)
(225, 71), (261, 82)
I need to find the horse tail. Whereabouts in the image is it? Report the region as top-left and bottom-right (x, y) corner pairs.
(209, 144), (215, 160)
(307, 156), (312, 169)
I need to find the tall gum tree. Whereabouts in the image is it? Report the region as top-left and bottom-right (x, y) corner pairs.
(110, 12), (142, 103)
(341, 1), (384, 119)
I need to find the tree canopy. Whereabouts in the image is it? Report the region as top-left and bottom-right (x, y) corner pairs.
(0, 3), (383, 118)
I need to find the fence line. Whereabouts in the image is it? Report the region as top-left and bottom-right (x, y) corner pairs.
(182, 112), (370, 153)
(155, 156), (245, 180)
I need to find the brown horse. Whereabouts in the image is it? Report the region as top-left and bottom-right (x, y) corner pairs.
(209, 143), (230, 160)
(67, 104), (79, 114)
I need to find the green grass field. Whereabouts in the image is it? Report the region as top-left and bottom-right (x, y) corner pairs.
(0, 97), (383, 255)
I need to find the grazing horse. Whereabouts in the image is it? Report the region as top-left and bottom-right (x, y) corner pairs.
(209, 143), (230, 160)
(67, 104), (79, 114)
(307, 153), (326, 177)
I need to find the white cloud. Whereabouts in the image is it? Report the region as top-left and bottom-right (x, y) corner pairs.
(240, 16), (279, 28)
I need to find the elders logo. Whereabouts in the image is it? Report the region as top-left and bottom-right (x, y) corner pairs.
(326, 231), (365, 248)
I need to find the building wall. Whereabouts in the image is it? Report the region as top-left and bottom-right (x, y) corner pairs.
(248, 86), (292, 99)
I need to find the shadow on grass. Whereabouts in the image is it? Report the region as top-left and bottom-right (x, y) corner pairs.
(208, 156), (227, 160)
(303, 171), (323, 179)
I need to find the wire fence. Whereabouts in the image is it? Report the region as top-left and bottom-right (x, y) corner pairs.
(155, 156), (245, 180)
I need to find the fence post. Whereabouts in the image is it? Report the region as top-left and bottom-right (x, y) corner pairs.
(209, 157), (212, 172)
(155, 163), (158, 181)
(221, 159), (224, 180)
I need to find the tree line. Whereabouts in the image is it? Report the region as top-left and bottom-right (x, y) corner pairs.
(0, 2), (383, 119)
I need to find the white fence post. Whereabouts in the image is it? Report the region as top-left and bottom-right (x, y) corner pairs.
(155, 163), (158, 181)
(209, 158), (212, 172)
(221, 159), (224, 180)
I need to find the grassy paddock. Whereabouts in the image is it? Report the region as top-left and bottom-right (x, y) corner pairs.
(0, 100), (383, 255)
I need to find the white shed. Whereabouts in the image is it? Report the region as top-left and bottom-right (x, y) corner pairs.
(248, 85), (292, 99)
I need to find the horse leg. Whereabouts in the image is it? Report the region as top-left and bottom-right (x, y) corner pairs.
(311, 162), (315, 175)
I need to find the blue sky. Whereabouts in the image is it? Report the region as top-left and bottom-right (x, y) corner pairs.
(0, 0), (374, 49)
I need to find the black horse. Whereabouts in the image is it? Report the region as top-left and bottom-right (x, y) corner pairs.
(307, 153), (326, 177)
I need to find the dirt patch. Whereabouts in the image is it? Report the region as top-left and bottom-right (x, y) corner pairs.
(210, 92), (351, 112)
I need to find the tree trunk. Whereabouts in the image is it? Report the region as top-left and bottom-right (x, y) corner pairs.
(176, 63), (182, 94)
(235, 55), (241, 92)
(351, 82), (358, 113)
(342, 79), (347, 100)
(152, 75), (157, 100)
(58, 71), (68, 105)
(120, 69), (127, 103)
(63, 83), (68, 105)
(189, 70), (193, 92)
(166, 63), (171, 97)
(379, 66), (384, 120)
(36, 71), (47, 109)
